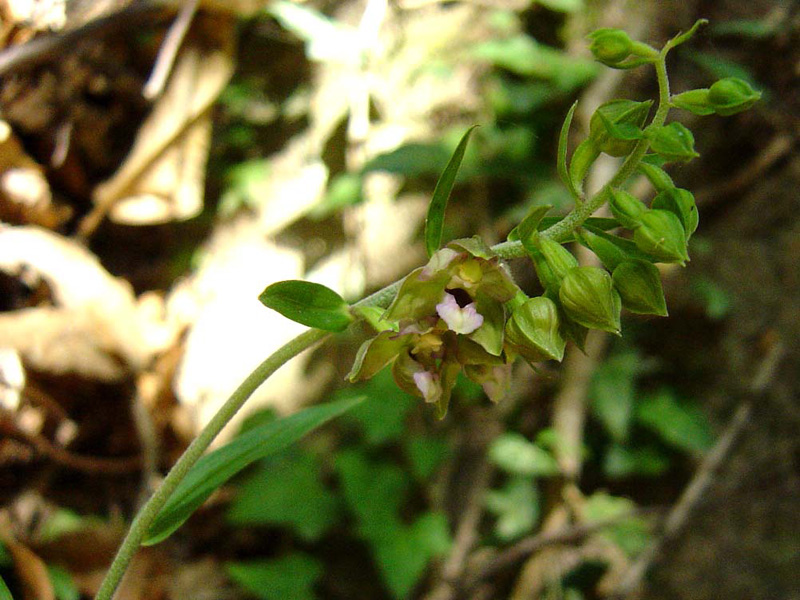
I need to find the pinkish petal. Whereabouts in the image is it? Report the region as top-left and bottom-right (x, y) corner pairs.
(436, 293), (484, 335)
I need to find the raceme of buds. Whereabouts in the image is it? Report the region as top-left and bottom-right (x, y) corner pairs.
(558, 266), (622, 335)
(633, 209), (690, 264)
(612, 259), (668, 316)
(589, 100), (651, 157)
(348, 237), (520, 417)
(505, 296), (566, 363)
(707, 77), (762, 116)
(609, 188), (647, 229)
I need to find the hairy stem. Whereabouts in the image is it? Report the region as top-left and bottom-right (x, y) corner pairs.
(95, 328), (329, 600)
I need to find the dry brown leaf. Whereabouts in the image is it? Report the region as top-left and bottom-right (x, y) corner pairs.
(0, 514), (55, 600)
(0, 226), (177, 380)
(86, 25), (234, 231)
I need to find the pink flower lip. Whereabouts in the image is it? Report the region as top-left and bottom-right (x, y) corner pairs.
(436, 292), (484, 335)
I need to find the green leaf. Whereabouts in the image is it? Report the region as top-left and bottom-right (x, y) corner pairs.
(558, 101), (580, 200)
(48, 565), (79, 600)
(404, 435), (450, 481)
(485, 476), (540, 541)
(259, 280), (353, 332)
(604, 443), (670, 478)
(225, 553), (323, 600)
(590, 350), (640, 442)
(344, 368), (417, 445)
(143, 395), (363, 546)
(373, 513), (451, 599)
(584, 492), (651, 556)
(425, 126), (478, 257)
(363, 143), (450, 177)
(637, 388), (714, 453)
(0, 575), (12, 600)
(489, 433), (560, 477)
(226, 451), (339, 541)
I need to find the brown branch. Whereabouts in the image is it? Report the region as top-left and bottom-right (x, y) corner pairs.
(0, 414), (141, 475)
(143, 0), (199, 100)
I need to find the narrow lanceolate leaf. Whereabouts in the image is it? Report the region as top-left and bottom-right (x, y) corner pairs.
(558, 101), (580, 201)
(0, 575), (11, 600)
(425, 126), (478, 257)
(259, 280), (353, 332)
(143, 395), (364, 546)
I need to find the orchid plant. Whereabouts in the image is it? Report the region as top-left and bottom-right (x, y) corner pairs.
(94, 20), (760, 600)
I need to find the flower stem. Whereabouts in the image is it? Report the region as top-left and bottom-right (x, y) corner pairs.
(95, 328), (329, 600)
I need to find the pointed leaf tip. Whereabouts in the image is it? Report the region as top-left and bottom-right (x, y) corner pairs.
(425, 126), (479, 257)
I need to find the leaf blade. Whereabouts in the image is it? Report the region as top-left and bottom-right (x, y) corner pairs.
(143, 395), (364, 546)
(259, 280), (353, 332)
(424, 126), (478, 257)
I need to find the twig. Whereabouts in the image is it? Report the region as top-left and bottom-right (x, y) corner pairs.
(610, 340), (786, 599)
(0, 414), (141, 474)
(466, 507), (662, 589)
(142, 0), (199, 100)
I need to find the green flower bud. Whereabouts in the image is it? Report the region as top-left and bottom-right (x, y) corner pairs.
(558, 266), (621, 335)
(609, 188), (647, 230)
(637, 161), (675, 193)
(670, 88), (715, 116)
(589, 100), (651, 157)
(651, 187), (698, 238)
(708, 78), (761, 116)
(646, 122), (699, 163)
(505, 296), (566, 362)
(612, 259), (668, 316)
(633, 209), (689, 264)
(587, 28), (635, 66)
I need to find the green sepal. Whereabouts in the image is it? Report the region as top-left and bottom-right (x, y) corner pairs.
(558, 266), (622, 335)
(384, 267), (448, 323)
(707, 77), (761, 116)
(651, 187), (698, 238)
(636, 161), (675, 193)
(645, 122), (699, 163)
(446, 235), (495, 259)
(468, 293), (507, 356)
(347, 330), (410, 382)
(633, 210), (689, 264)
(608, 188), (647, 230)
(612, 259), (668, 316)
(505, 296), (566, 362)
(464, 362), (512, 404)
(589, 100), (651, 157)
(352, 306), (398, 333)
(670, 88), (715, 116)
(259, 280), (353, 332)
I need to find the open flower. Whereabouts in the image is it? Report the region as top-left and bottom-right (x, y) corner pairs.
(348, 237), (520, 417)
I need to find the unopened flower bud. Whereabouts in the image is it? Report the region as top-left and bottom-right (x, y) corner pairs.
(612, 259), (668, 316)
(708, 78), (761, 116)
(651, 187), (698, 238)
(589, 100), (651, 157)
(633, 209), (689, 264)
(558, 266), (621, 335)
(505, 296), (566, 362)
(646, 122), (699, 162)
(588, 28), (634, 66)
(609, 188), (646, 230)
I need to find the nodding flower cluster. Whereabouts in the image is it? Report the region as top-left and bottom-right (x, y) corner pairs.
(347, 238), (565, 417)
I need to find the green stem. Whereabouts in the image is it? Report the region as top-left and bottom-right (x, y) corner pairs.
(98, 50), (676, 600)
(95, 328), (329, 600)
